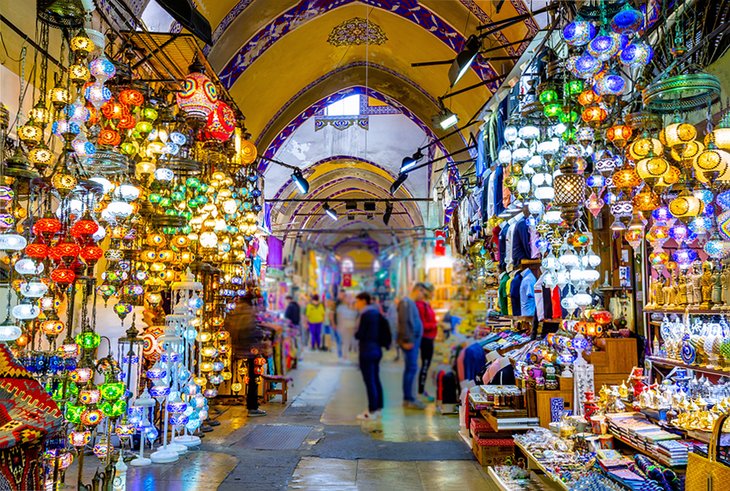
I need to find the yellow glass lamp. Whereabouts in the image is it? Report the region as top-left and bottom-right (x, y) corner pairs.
(606, 124), (632, 148)
(18, 123), (42, 146)
(670, 140), (704, 166)
(51, 172), (78, 196)
(629, 137), (664, 160)
(659, 122), (697, 148)
(669, 189), (704, 222)
(693, 147), (730, 183)
(30, 103), (51, 126)
(654, 165), (681, 188)
(69, 64), (91, 85)
(633, 187), (661, 211)
(636, 156), (669, 181)
(28, 143), (53, 167)
(70, 33), (94, 56)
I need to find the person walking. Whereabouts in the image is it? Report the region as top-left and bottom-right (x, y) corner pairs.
(304, 294), (325, 350)
(336, 293), (358, 358)
(325, 298), (339, 354)
(397, 283), (426, 409)
(224, 294), (267, 417)
(354, 292), (384, 420)
(416, 284), (437, 401)
(284, 295), (301, 329)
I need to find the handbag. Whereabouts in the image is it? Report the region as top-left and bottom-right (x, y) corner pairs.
(686, 414), (730, 491)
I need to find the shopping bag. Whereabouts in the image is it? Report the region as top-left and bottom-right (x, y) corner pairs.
(686, 414), (730, 491)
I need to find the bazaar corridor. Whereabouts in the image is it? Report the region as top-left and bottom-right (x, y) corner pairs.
(77, 349), (487, 491)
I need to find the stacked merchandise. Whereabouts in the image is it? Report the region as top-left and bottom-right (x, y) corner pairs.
(605, 413), (685, 467)
(656, 440), (690, 467)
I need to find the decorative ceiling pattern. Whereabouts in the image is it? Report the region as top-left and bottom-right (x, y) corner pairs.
(217, 0), (500, 90)
(327, 17), (388, 46)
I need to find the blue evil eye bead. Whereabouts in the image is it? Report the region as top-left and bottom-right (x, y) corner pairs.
(620, 42), (654, 67)
(253, 204), (262, 212)
(588, 31), (622, 61)
(594, 72), (626, 96)
(247, 173), (259, 182)
(562, 18), (597, 46)
(572, 53), (603, 79)
(251, 188), (261, 198)
(611, 4), (645, 36)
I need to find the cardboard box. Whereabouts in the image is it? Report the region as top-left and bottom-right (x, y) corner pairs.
(472, 437), (515, 467)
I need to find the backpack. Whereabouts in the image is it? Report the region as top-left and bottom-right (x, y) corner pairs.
(378, 314), (392, 349)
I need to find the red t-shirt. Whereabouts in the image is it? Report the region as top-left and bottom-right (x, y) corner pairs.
(416, 301), (438, 339)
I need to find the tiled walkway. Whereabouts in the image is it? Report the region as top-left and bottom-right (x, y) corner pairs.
(67, 349), (490, 490)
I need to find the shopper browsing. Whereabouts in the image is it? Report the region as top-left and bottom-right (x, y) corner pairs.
(284, 295), (301, 330)
(304, 294), (325, 350)
(416, 283), (437, 401)
(354, 292), (384, 420)
(397, 283), (426, 409)
(224, 294), (267, 417)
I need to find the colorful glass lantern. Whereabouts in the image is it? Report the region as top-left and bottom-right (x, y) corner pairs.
(629, 138), (664, 160)
(660, 123), (697, 148)
(563, 18), (597, 46)
(76, 330), (101, 349)
(572, 53), (603, 79)
(50, 268), (76, 285)
(669, 189), (704, 222)
(606, 124), (632, 148)
(204, 100), (236, 141)
(611, 4), (644, 35)
(119, 88), (144, 106)
(612, 164), (642, 189)
(581, 105), (608, 124)
(594, 72), (626, 96)
(620, 42), (653, 67)
(588, 30), (622, 61)
(176, 61), (218, 122)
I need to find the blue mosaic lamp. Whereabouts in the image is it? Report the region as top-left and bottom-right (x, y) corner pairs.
(587, 29), (623, 61)
(611, 3), (645, 35)
(572, 53), (603, 79)
(594, 71), (626, 96)
(669, 221), (696, 243)
(563, 17), (597, 46)
(620, 42), (653, 67)
(672, 244), (698, 269)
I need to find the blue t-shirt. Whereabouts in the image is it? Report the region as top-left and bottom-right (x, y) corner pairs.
(520, 269), (537, 316)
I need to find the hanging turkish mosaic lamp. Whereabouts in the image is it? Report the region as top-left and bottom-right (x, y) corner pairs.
(611, 3), (645, 35)
(669, 188), (704, 223)
(176, 57), (218, 127)
(563, 17), (597, 46)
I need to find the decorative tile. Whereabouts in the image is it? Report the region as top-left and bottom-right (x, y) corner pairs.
(327, 17), (387, 47)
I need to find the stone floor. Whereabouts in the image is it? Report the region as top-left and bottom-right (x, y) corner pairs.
(65, 347), (490, 490)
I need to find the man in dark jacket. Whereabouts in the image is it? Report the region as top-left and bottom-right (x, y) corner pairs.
(284, 295), (301, 327)
(354, 292), (384, 420)
(224, 295), (267, 417)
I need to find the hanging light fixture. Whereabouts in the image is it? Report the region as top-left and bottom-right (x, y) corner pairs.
(434, 106), (459, 130)
(448, 35), (480, 87)
(390, 173), (408, 194)
(291, 168), (309, 194)
(400, 150), (424, 172)
(323, 203), (337, 221)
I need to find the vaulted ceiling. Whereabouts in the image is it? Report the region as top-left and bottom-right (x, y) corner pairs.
(182, 0), (547, 255)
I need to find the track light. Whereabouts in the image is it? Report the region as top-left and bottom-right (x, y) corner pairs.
(323, 202), (337, 220)
(291, 168), (309, 194)
(400, 150), (424, 173)
(449, 34), (480, 87)
(383, 202), (393, 225)
(390, 173), (408, 194)
(433, 107), (459, 130)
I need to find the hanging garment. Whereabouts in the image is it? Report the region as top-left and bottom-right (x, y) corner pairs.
(520, 269), (537, 317)
(509, 271), (524, 316)
(498, 272), (510, 315)
(511, 216), (537, 267)
(505, 274), (515, 315)
(498, 221), (511, 270)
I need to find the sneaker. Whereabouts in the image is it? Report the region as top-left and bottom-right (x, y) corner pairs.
(248, 409), (267, 417)
(372, 410), (383, 419)
(356, 411), (375, 420)
(421, 391), (435, 402)
(403, 400), (426, 410)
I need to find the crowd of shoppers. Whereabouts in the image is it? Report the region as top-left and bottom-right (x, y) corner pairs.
(280, 282), (440, 420)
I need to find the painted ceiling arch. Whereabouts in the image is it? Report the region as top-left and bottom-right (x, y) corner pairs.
(214, 0), (503, 89)
(223, 3), (490, 147)
(194, 0), (539, 61)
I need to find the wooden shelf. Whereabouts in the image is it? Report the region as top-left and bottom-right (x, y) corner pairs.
(609, 431), (685, 468)
(648, 357), (730, 378)
(514, 441), (569, 491)
(644, 307), (728, 315)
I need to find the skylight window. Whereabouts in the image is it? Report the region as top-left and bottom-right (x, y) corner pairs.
(325, 95), (360, 116)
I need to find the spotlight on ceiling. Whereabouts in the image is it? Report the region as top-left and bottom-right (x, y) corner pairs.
(291, 168), (309, 194)
(400, 149), (424, 173)
(323, 202), (337, 220)
(449, 35), (481, 87)
(390, 173), (408, 194)
(383, 202), (393, 225)
(433, 107), (459, 130)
